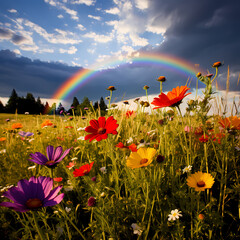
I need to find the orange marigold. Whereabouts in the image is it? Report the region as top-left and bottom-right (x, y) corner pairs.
(41, 120), (53, 128)
(12, 123), (23, 129)
(219, 116), (240, 130)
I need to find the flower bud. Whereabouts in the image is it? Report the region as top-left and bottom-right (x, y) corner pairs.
(157, 76), (166, 82)
(196, 72), (202, 77)
(123, 100), (129, 105)
(106, 86), (116, 91)
(198, 214), (204, 220)
(143, 101), (150, 107)
(212, 61), (222, 68)
(143, 85), (149, 90)
(156, 155), (165, 163)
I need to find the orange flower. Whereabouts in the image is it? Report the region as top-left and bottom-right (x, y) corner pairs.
(0, 137), (6, 142)
(116, 142), (137, 152)
(125, 110), (135, 118)
(212, 61), (222, 68)
(11, 123), (23, 130)
(65, 126), (73, 129)
(41, 120), (53, 128)
(219, 116), (240, 130)
(54, 177), (63, 182)
(151, 86), (191, 109)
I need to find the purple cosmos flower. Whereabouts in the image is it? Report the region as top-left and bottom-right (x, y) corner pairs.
(28, 145), (72, 168)
(18, 131), (34, 137)
(0, 176), (64, 212)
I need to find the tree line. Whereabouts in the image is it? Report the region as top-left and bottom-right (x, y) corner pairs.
(0, 89), (107, 115)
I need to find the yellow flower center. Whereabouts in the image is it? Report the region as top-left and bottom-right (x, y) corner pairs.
(83, 169), (88, 174)
(26, 198), (43, 209)
(140, 158), (148, 165)
(197, 180), (205, 188)
(98, 128), (106, 134)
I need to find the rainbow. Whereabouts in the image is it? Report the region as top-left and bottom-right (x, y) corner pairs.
(52, 52), (202, 101)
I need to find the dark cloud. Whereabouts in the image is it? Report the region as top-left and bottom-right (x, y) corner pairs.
(147, 0), (240, 90)
(0, 27), (29, 45)
(0, 49), (196, 104)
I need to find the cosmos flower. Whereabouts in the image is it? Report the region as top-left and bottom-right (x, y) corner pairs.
(73, 162), (94, 177)
(168, 209), (182, 221)
(11, 123), (23, 130)
(0, 176), (64, 212)
(18, 131), (34, 137)
(187, 171), (214, 191)
(85, 116), (118, 142)
(28, 145), (72, 168)
(151, 86), (191, 109)
(126, 148), (156, 169)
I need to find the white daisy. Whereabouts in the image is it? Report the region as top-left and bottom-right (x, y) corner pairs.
(168, 209), (182, 221)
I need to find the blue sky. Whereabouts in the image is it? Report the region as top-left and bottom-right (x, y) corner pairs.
(0, 0), (163, 67)
(0, 0), (239, 109)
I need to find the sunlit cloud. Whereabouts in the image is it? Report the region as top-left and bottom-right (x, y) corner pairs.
(105, 7), (120, 15)
(70, 0), (96, 6)
(83, 32), (113, 43)
(8, 9), (17, 13)
(88, 15), (102, 21)
(59, 46), (78, 54)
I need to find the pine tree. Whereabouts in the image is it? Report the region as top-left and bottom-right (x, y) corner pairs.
(56, 103), (65, 115)
(71, 97), (80, 108)
(5, 89), (19, 113)
(43, 102), (50, 114)
(99, 97), (107, 112)
(25, 93), (36, 114)
(0, 100), (4, 113)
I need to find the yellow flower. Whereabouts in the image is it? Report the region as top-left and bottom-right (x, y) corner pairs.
(126, 148), (156, 169)
(187, 171), (214, 191)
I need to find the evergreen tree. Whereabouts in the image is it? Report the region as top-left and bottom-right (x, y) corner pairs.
(56, 103), (65, 115)
(50, 103), (56, 115)
(99, 97), (107, 112)
(71, 97), (80, 108)
(0, 100), (4, 113)
(25, 93), (36, 114)
(80, 97), (91, 115)
(43, 102), (50, 114)
(5, 89), (19, 113)
(36, 97), (45, 114)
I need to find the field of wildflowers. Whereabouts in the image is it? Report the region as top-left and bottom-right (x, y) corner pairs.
(0, 62), (239, 239)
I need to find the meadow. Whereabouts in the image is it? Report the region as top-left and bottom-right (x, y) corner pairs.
(0, 63), (239, 240)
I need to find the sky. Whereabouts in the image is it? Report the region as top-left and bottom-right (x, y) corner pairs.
(0, 0), (240, 110)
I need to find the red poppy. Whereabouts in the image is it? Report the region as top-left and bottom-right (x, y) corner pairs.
(85, 116), (118, 142)
(54, 177), (63, 182)
(151, 86), (191, 109)
(73, 162), (94, 177)
(199, 135), (209, 143)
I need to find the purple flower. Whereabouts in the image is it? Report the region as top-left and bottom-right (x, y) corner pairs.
(18, 131), (34, 137)
(28, 145), (72, 168)
(87, 197), (96, 207)
(0, 176), (64, 212)
(5, 119), (10, 122)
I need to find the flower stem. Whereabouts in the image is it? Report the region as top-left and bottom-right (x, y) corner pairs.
(32, 211), (45, 240)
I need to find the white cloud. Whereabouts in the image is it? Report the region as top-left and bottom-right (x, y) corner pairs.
(8, 9), (17, 13)
(57, 14), (64, 19)
(44, 0), (79, 21)
(88, 15), (102, 21)
(83, 32), (113, 43)
(13, 49), (21, 55)
(87, 48), (95, 54)
(134, 0), (148, 10)
(76, 24), (86, 31)
(39, 48), (54, 53)
(59, 46), (78, 54)
(71, 0), (96, 6)
(23, 19), (82, 44)
(71, 61), (82, 66)
(146, 25), (166, 34)
(105, 7), (120, 15)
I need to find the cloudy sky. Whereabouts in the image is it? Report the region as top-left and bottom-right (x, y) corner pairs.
(0, 0), (239, 108)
